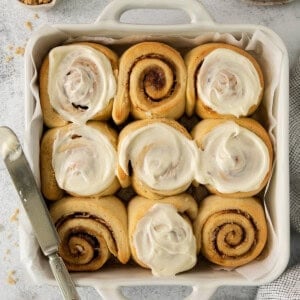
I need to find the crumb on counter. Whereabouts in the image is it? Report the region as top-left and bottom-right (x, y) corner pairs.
(25, 21), (33, 31)
(10, 209), (19, 222)
(7, 271), (17, 285)
(19, 0), (52, 5)
(15, 47), (25, 56)
(5, 56), (14, 63)
(7, 45), (14, 51)
(34, 13), (40, 19)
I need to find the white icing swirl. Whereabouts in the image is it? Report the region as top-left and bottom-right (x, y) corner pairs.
(48, 45), (116, 124)
(199, 121), (270, 193)
(52, 125), (117, 196)
(197, 48), (262, 117)
(119, 123), (201, 191)
(133, 203), (197, 276)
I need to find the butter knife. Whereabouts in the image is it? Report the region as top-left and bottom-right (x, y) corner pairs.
(0, 126), (80, 300)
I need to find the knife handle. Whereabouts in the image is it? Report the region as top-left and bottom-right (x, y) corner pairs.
(49, 253), (80, 300)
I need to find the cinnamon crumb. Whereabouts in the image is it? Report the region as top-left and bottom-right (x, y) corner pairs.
(15, 47), (25, 56)
(5, 56), (13, 62)
(7, 45), (14, 51)
(7, 271), (17, 285)
(34, 13), (40, 19)
(25, 21), (33, 31)
(10, 209), (19, 222)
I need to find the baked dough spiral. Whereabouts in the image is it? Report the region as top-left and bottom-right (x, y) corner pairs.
(113, 42), (187, 124)
(128, 194), (198, 276)
(39, 42), (118, 127)
(185, 43), (264, 118)
(192, 118), (273, 198)
(50, 196), (130, 271)
(117, 119), (200, 199)
(40, 121), (119, 200)
(194, 195), (267, 267)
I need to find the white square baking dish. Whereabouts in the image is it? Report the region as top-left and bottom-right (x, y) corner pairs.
(21, 0), (290, 299)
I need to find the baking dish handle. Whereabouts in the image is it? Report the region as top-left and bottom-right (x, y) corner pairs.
(96, 0), (213, 25)
(95, 285), (217, 300)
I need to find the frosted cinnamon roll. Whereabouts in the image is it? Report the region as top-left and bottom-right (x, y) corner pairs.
(40, 121), (119, 200)
(113, 42), (187, 124)
(39, 42), (118, 127)
(192, 118), (273, 197)
(50, 196), (130, 271)
(128, 194), (198, 276)
(194, 195), (267, 267)
(185, 43), (264, 118)
(118, 119), (201, 199)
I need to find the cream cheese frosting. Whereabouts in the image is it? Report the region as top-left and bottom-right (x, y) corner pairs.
(118, 122), (201, 191)
(52, 124), (117, 196)
(197, 48), (262, 117)
(133, 203), (197, 276)
(0, 127), (21, 161)
(198, 121), (270, 193)
(48, 45), (116, 124)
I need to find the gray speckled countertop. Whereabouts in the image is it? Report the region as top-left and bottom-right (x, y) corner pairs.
(0, 0), (299, 299)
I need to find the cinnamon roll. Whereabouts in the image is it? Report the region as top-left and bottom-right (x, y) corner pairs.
(194, 195), (267, 267)
(192, 118), (273, 197)
(39, 42), (118, 127)
(40, 121), (119, 200)
(50, 196), (130, 271)
(113, 42), (187, 124)
(185, 43), (264, 118)
(128, 194), (198, 276)
(117, 118), (201, 199)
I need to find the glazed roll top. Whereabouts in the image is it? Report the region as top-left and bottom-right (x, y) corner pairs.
(128, 194), (198, 276)
(194, 195), (268, 267)
(192, 119), (273, 197)
(113, 42), (187, 124)
(50, 196), (130, 271)
(40, 122), (119, 200)
(47, 44), (117, 124)
(52, 123), (117, 196)
(185, 43), (264, 118)
(118, 119), (201, 199)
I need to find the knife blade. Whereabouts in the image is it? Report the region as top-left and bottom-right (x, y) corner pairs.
(0, 126), (80, 300)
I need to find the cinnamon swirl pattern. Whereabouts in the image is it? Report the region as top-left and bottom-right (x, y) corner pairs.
(117, 119), (201, 199)
(50, 196), (130, 271)
(194, 195), (268, 267)
(128, 194), (198, 276)
(40, 122), (119, 200)
(40, 42), (118, 127)
(113, 42), (187, 124)
(192, 118), (273, 198)
(185, 43), (264, 118)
